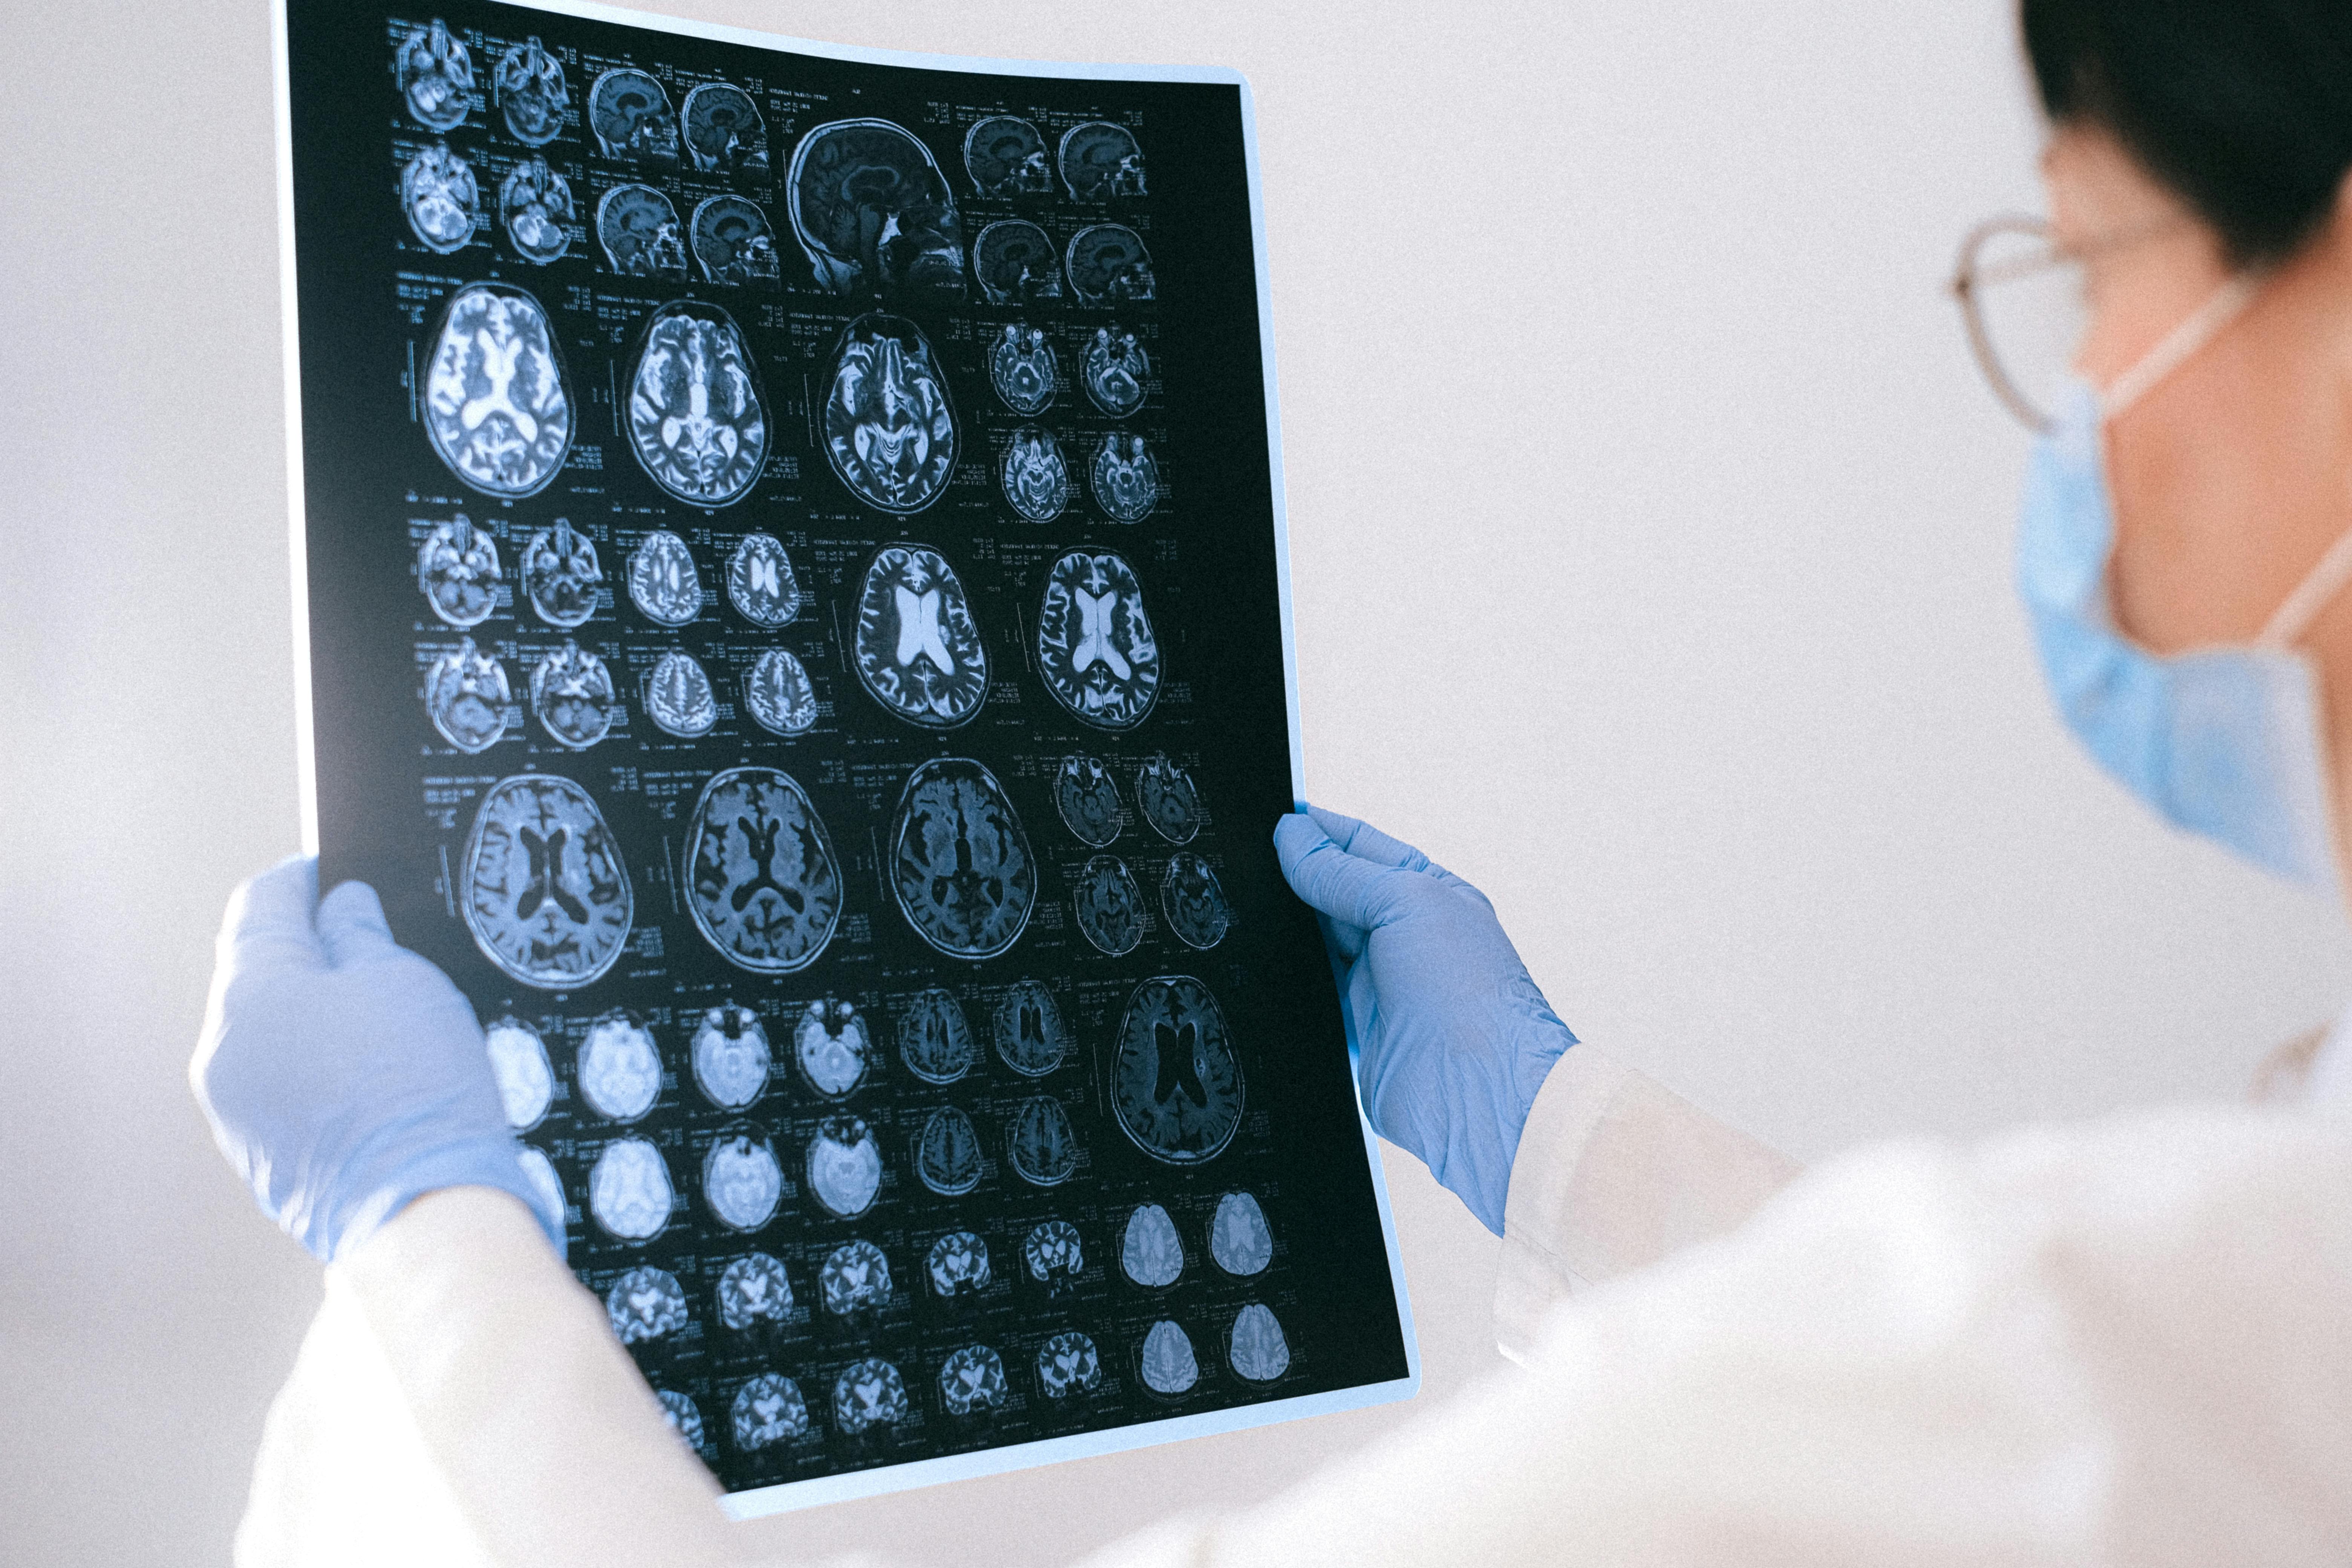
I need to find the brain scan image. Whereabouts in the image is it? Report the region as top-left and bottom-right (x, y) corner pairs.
(1082, 326), (1151, 417)
(1009, 1095), (1080, 1187)
(493, 36), (567, 145)
(1067, 224), (1158, 303)
(972, 219), (1064, 305)
(1138, 1320), (1199, 1396)
(588, 1137), (672, 1241)
(999, 427), (1069, 522)
(1037, 1331), (1101, 1400)
(718, 1253), (793, 1331)
(424, 638), (511, 754)
(819, 1239), (890, 1316)
(833, 1359), (909, 1436)
(991, 979), (1069, 1077)
(596, 183), (686, 277)
(1137, 755), (1203, 844)
(518, 1145), (566, 1229)
(852, 546), (986, 727)
(395, 19), (472, 132)
(1210, 1191), (1275, 1277)
(1121, 1202), (1184, 1288)
(727, 534), (800, 627)
(483, 1017), (553, 1130)
(1228, 1304), (1292, 1383)
(680, 81), (768, 173)
(1073, 856), (1144, 957)
(793, 999), (869, 1098)
(896, 987), (976, 1084)
(1113, 976), (1246, 1166)
(587, 68), (678, 162)
(1053, 756), (1124, 847)
(657, 1390), (706, 1451)
(914, 1106), (983, 1196)
(703, 1131), (784, 1231)
(529, 641), (619, 750)
(1023, 1220), (1082, 1289)
(462, 774), (633, 988)
(926, 1231), (989, 1298)
(521, 519), (600, 628)
(788, 120), (965, 300)
(1090, 434), (1161, 522)
(989, 323), (1057, 415)
(731, 1374), (808, 1452)
(1059, 121), (1147, 201)
(401, 143), (478, 254)
(577, 1011), (661, 1123)
(690, 1003), (770, 1110)
(806, 1115), (882, 1219)
(498, 157), (574, 265)
(627, 530), (701, 625)
(939, 1346), (1007, 1417)
(690, 195), (781, 286)
(1161, 854), (1232, 950)
(824, 317), (958, 514)
(643, 650), (717, 738)
(424, 284), (571, 498)
(605, 1266), (687, 1344)
(417, 514), (499, 628)
(683, 767), (842, 974)
(626, 304), (767, 507)
(964, 116), (1051, 196)
(1038, 551), (1161, 729)
(743, 649), (818, 737)
(890, 759), (1036, 959)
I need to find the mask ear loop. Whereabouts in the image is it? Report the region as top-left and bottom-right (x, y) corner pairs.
(2099, 273), (2263, 421)
(2260, 527), (2352, 650)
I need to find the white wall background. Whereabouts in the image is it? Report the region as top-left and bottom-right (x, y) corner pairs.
(6, 1), (2349, 1562)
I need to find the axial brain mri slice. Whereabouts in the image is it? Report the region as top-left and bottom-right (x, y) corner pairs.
(915, 1106), (983, 1196)
(963, 115), (1051, 196)
(718, 1253), (793, 1330)
(890, 759), (1037, 959)
(727, 534), (801, 627)
(1009, 1095), (1080, 1187)
(596, 183), (686, 277)
(794, 999), (870, 1098)
(1038, 550), (1161, 729)
(691, 195), (781, 285)
(483, 1017), (553, 1130)
(588, 1137), (672, 1241)
(1138, 1320), (1199, 1396)
(819, 1239), (890, 1316)
(681, 82), (769, 173)
(833, 1359), (910, 1436)
(530, 641), (619, 750)
(992, 979), (1069, 1077)
(1073, 856), (1144, 957)
(743, 649), (819, 737)
(852, 545), (986, 726)
(423, 284), (572, 499)
(1090, 434), (1161, 522)
(1023, 1220), (1082, 1288)
(1228, 1304), (1292, 1383)
(1053, 756), (1124, 847)
(691, 1003), (770, 1109)
(1067, 224), (1158, 305)
(499, 157), (574, 265)
(1161, 854), (1232, 950)
(626, 530), (701, 625)
(1000, 427), (1069, 522)
(462, 775), (633, 988)
(1037, 1331), (1101, 1400)
(587, 68), (678, 162)
(1083, 326), (1151, 417)
(522, 519), (601, 628)
(940, 1345), (1007, 1416)
(518, 1146), (567, 1229)
(643, 651), (717, 738)
(493, 36), (567, 145)
(395, 19), (472, 132)
(626, 303), (767, 507)
(417, 514), (499, 628)
(1121, 1202), (1184, 1288)
(1137, 755), (1203, 844)
(788, 119), (964, 300)
(683, 767), (843, 974)
(732, 1374), (808, 1451)
(1059, 121), (1147, 201)
(424, 637), (510, 753)
(926, 1230), (989, 1298)
(703, 1131), (784, 1231)
(896, 986), (976, 1084)
(1113, 976), (1246, 1165)
(972, 220), (1064, 305)
(806, 1115), (883, 1219)
(824, 317), (958, 514)
(1211, 1191), (1275, 1277)
(401, 143), (477, 254)
(657, 1391), (706, 1451)
(577, 1011), (661, 1123)
(989, 323), (1057, 415)
(605, 1266), (687, 1344)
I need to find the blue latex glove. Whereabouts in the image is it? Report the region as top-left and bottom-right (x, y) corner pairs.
(189, 855), (565, 1263)
(1273, 805), (1575, 1234)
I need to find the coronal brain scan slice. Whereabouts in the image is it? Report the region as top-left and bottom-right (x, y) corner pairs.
(939, 1345), (1007, 1416)
(401, 143), (478, 254)
(832, 1358), (909, 1436)
(1038, 551), (1161, 729)
(794, 999), (870, 1098)
(972, 219), (1064, 305)
(1059, 121), (1147, 201)
(926, 1230), (989, 1298)
(518, 1145), (566, 1229)
(577, 1011), (661, 1123)
(1068, 227), (1158, 308)
(626, 304), (768, 507)
(915, 1106), (984, 1196)
(657, 1391), (706, 1451)
(731, 1374), (808, 1452)
(743, 649), (819, 738)
(1138, 1320), (1199, 1396)
(684, 768), (843, 974)
(999, 427), (1069, 523)
(588, 1136), (673, 1241)
(690, 1003), (770, 1110)
(1082, 326), (1151, 418)
(1008, 1095), (1080, 1187)
(1121, 1202), (1184, 1288)
(1210, 1191), (1274, 1277)
(717, 1253), (793, 1331)
(595, 182), (686, 277)
(1053, 756), (1124, 847)
(643, 651), (717, 738)
(788, 120), (965, 300)
(704, 1130), (784, 1231)
(896, 986), (976, 1085)
(530, 641), (619, 750)
(727, 534), (800, 627)
(1037, 1331), (1101, 1400)
(605, 1266), (688, 1344)
(483, 1017), (554, 1130)
(1228, 1303), (1292, 1383)
(1161, 854), (1232, 950)
(1113, 976), (1247, 1165)
(690, 195), (781, 286)
(417, 514), (499, 628)
(1073, 856), (1144, 957)
(627, 530), (701, 626)
(963, 116), (1051, 196)
(395, 19), (473, 132)
(424, 284), (572, 498)
(522, 519), (601, 628)
(989, 323), (1057, 416)
(1137, 755), (1203, 844)
(1090, 433), (1161, 522)
(819, 1239), (890, 1316)
(462, 774), (634, 988)
(890, 760), (1037, 959)
(587, 68), (678, 162)
(825, 317), (959, 514)
(851, 546), (987, 727)
(498, 157), (574, 265)
(680, 81), (769, 172)
(806, 1115), (883, 1219)
(992, 979), (1069, 1077)
(493, 36), (567, 145)
(424, 637), (511, 754)
(1023, 1220), (1082, 1288)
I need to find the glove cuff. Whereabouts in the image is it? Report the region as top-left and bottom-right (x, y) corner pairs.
(328, 1135), (568, 1265)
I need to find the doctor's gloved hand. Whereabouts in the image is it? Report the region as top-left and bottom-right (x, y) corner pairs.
(1274, 806), (1575, 1235)
(189, 856), (565, 1264)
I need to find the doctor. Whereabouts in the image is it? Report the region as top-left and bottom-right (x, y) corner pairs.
(196, 1), (2352, 1561)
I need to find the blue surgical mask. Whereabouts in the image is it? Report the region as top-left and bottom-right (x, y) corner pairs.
(2018, 274), (2352, 892)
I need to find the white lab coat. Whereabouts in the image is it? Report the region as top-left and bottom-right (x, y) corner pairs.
(233, 1041), (2352, 1567)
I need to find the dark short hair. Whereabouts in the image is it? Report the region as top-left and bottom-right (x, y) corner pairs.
(2024, 0), (2352, 266)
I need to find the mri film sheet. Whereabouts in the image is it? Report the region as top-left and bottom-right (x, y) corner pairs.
(279, 0), (1412, 1516)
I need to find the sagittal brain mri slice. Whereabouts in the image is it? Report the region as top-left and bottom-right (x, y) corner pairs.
(493, 36), (567, 145)
(989, 323), (1057, 415)
(395, 19), (472, 132)
(1228, 1304), (1292, 1383)
(417, 514), (499, 628)
(1073, 856), (1144, 957)
(1121, 1202), (1184, 1288)
(483, 1017), (553, 1130)
(718, 1253), (793, 1331)
(681, 83), (769, 173)
(424, 284), (572, 498)
(499, 157), (574, 265)
(915, 1106), (984, 1196)
(690, 1003), (770, 1109)
(896, 986), (976, 1084)
(890, 760), (1036, 959)
(530, 641), (619, 750)
(1137, 755), (1203, 844)
(794, 999), (870, 1098)
(972, 219), (1064, 305)
(926, 1231), (989, 1298)
(1023, 1220), (1083, 1289)
(1113, 976), (1246, 1165)
(1210, 1191), (1274, 1277)
(788, 119), (965, 300)
(703, 1130), (784, 1231)
(588, 1137), (673, 1241)
(819, 1239), (890, 1316)
(690, 195), (781, 286)
(732, 1374), (808, 1451)
(596, 183), (686, 277)
(1138, 1320), (1199, 1396)
(402, 143), (477, 254)
(657, 1391), (706, 1451)
(1038, 551), (1161, 729)
(626, 303), (767, 507)
(743, 649), (819, 737)
(1059, 121), (1147, 201)
(1053, 756), (1124, 847)
(1067, 224), (1157, 304)
(1009, 1095), (1080, 1187)
(852, 546), (986, 726)
(518, 1146), (566, 1228)
(522, 519), (601, 628)
(824, 317), (959, 514)
(1161, 854), (1232, 950)
(727, 534), (801, 627)
(683, 767), (843, 974)
(1090, 434), (1161, 522)
(1083, 326), (1151, 417)
(424, 637), (511, 754)
(992, 979), (1069, 1076)
(587, 68), (678, 162)
(833, 1359), (910, 1436)
(626, 530), (701, 625)
(1037, 1331), (1101, 1400)
(807, 1115), (882, 1219)
(577, 1011), (661, 1123)
(999, 427), (1069, 522)
(462, 774), (633, 988)
(940, 1346), (1008, 1416)
(643, 651), (717, 738)
(964, 115), (1051, 196)
(605, 1266), (687, 1344)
